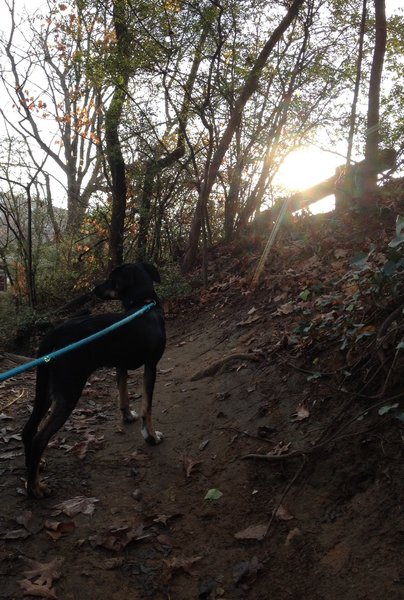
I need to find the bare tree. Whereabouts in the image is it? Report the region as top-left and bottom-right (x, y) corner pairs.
(1, 0), (107, 232)
(182, 0), (305, 271)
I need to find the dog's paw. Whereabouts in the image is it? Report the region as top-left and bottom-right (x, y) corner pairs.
(122, 409), (139, 423)
(26, 479), (51, 500)
(153, 431), (164, 444)
(142, 427), (164, 445)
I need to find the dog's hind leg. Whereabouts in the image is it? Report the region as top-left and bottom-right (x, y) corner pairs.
(22, 365), (52, 467)
(117, 368), (138, 423)
(140, 363), (163, 445)
(26, 376), (86, 499)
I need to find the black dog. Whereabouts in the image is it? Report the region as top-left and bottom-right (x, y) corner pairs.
(22, 262), (166, 499)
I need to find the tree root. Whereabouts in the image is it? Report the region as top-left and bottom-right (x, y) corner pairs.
(190, 353), (260, 381)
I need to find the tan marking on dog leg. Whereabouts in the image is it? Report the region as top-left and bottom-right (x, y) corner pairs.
(140, 366), (163, 444)
(27, 464), (50, 499)
(117, 368), (138, 423)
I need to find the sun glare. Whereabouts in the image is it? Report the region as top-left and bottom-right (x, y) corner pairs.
(275, 147), (342, 213)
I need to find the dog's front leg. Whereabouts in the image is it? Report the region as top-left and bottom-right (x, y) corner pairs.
(141, 363), (163, 445)
(116, 368), (138, 423)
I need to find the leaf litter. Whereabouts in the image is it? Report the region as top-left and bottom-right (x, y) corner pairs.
(51, 496), (99, 517)
(19, 556), (64, 600)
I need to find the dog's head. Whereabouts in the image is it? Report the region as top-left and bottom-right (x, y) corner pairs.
(94, 262), (161, 310)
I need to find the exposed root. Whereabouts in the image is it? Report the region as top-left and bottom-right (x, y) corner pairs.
(190, 352), (260, 381)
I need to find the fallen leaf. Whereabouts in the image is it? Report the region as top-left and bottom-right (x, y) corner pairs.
(102, 557), (126, 570)
(157, 533), (173, 547)
(274, 505), (294, 521)
(267, 441), (291, 456)
(0, 413), (13, 420)
(299, 289), (311, 301)
(0, 450), (23, 460)
(152, 513), (181, 525)
(163, 556), (202, 578)
(234, 523), (267, 541)
(274, 292), (287, 302)
(23, 556), (64, 583)
(233, 556), (262, 585)
(64, 434), (104, 460)
(19, 578), (57, 599)
(204, 488), (223, 501)
(89, 523), (150, 551)
(44, 520), (76, 541)
(285, 527), (302, 546)
(16, 510), (34, 531)
(19, 556), (64, 599)
(320, 542), (351, 571)
(2, 528), (32, 540)
(52, 496), (99, 517)
(0, 427), (21, 443)
(237, 315), (261, 327)
(277, 302), (294, 315)
(291, 403), (310, 422)
(334, 249), (347, 259)
(183, 455), (203, 478)
(125, 450), (149, 462)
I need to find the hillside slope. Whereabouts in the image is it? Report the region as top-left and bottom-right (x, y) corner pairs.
(1, 208), (403, 600)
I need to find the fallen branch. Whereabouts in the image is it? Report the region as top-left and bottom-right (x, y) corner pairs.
(244, 449), (307, 461)
(1, 389), (25, 410)
(243, 397), (395, 462)
(190, 353), (259, 381)
(0, 352), (33, 365)
(264, 457), (307, 538)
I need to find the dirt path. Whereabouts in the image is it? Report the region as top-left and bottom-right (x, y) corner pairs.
(1, 300), (403, 599)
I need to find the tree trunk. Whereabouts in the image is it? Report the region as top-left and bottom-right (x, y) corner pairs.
(182, 0), (305, 272)
(136, 17), (211, 260)
(346, 0), (367, 169)
(26, 185), (36, 308)
(106, 1), (131, 268)
(224, 156), (243, 241)
(338, 0), (368, 211)
(363, 0), (387, 199)
(137, 147), (184, 260)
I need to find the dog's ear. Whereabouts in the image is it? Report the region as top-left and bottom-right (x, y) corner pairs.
(141, 262), (161, 284)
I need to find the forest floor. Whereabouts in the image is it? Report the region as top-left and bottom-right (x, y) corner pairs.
(1, 207), (404, 600)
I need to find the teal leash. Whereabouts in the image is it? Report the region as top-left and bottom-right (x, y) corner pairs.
(0, 302), (156, 384)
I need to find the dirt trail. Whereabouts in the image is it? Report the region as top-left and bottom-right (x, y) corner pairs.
(0, 296), (403, 600)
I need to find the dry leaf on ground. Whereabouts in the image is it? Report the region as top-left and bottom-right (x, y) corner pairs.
(19, 556), (64, 599)
(163, 555), (202, 578)
(233, 556), (262, 585)
(274, 505), (295, 521)
(234, 523), (267, 541)
(89, 523), (150, 551)
(44, 520), (76, 541)
(52, 496), (99, 517)
(183, 455), (203, 477)
(64, 434), (104, 459)
(291, 403), (310, 422)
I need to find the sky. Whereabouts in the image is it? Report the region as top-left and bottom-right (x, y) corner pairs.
(0, 0), (402, 214)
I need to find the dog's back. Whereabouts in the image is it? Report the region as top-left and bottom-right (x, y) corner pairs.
(38, 309), (165, 372)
